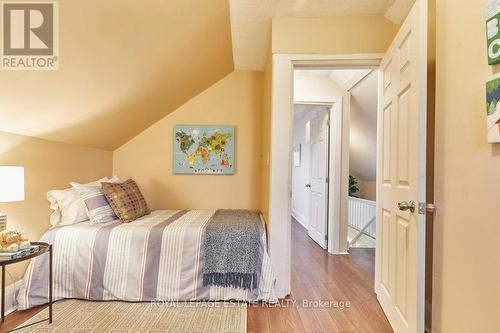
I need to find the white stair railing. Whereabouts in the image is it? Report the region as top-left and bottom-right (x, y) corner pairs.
(348, 196), (376, 246)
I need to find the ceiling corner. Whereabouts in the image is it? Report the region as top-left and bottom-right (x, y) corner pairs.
(384, 0), (416, 24)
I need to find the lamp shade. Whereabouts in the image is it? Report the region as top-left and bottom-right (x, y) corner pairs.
(0, 166), (25, 203)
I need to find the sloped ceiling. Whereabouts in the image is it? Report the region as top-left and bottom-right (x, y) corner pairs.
(0, 0), (233, 150)
(349, 70), (378, 181)
(230, 0), (415, 70)
(295, 69), (372, 91)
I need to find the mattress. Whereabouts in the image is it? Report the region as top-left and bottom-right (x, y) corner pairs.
(16, 210), (277, 310)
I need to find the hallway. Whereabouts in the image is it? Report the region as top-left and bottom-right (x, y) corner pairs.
(248, 220), (393, 332)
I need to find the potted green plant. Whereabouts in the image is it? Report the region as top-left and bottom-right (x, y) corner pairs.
(349, 175), (359, 198)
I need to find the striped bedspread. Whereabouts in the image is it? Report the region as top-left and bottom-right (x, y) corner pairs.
(16, 210), (277, 310)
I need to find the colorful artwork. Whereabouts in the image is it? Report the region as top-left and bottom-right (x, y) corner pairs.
(486, 78), (500, 143)
(486, 0), (500, 65)
(173, 125), (235, 174)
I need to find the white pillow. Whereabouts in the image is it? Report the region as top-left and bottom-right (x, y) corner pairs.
(47, 177), (108, 226)
(70, 176), (122, 224)
(71, 175), (121, 193)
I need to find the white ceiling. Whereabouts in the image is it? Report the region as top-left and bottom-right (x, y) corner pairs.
(229, 0), (414, 70)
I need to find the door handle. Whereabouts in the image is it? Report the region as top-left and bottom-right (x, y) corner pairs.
(305, 184), (311, 188)
(398, 201), (416, 213)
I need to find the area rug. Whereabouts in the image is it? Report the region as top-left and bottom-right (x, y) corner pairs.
(16, 299), (247, 333)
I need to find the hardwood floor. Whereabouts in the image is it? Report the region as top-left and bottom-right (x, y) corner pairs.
(247, 220), (393, 333)
(1, 220), (392, 333)
(1, 303), (46, 332)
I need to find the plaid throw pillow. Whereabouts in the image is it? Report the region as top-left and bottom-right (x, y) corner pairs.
(102, 179), (150, 223)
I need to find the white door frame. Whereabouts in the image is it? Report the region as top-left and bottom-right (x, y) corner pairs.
(331, 92), (350, 255)
(269, 53), (384, 298)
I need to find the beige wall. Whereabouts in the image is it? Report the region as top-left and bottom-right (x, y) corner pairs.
(433, 0), (500, 331)
(349, 172), (376, 201)
(360, 180), (376, 201)
(349, 70), (378, 182)
(0, 131), (112, 283)
(272, 15), (397, 54)
(113, 71), (263, 211)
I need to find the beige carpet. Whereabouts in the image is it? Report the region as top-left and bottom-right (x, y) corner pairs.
(16, 299), (247, 333)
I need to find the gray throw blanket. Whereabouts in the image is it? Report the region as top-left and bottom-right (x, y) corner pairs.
(203, 209), (263, 291)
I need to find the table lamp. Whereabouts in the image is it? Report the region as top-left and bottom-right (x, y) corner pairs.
(0, 167), (25, 231)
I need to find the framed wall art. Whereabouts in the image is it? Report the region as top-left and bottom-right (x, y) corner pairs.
(486, 0), (500, 65)
(486, 77), (500, 143)
(173, 125), (235, 174)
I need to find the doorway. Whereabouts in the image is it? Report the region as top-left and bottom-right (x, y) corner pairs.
(288, 68), (388, 332)
(268, 2), (431, 333)
(345, 69), (379, 250)
(291, 103), (331, 248)
(290, 68), (380, 253)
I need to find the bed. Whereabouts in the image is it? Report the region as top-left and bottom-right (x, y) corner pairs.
(16, 210), (277, 310)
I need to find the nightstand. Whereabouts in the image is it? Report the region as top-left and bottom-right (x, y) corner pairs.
(0, 242), (52, 332)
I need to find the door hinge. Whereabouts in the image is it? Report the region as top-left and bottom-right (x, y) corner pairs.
(326, 177), (329, 183)
(418, 202), (436, 215)
(325, 235), (328, 241)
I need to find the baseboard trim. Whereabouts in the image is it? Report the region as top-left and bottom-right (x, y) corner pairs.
(3, 280), (22, 315)
(291, 209), (308, 229)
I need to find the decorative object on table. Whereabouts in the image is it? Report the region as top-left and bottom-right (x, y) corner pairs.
(0, 166), (24, 231)
(0, 229), (30, 252)
(173, 125), (235, 174)
(293, 144), (301, 167)
(486, 0), (500, 65)
(486, 77), (500, 143)
(0, 242), (52, 327)
(0, 244), (40, 259)
(349, 175), (360, 198)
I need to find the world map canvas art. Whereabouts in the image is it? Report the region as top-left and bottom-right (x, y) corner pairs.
(173, 125), (235, 174)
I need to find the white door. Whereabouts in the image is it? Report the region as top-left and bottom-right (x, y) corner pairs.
(375, 1), (427, 333)
(308, 111), (329, 249)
